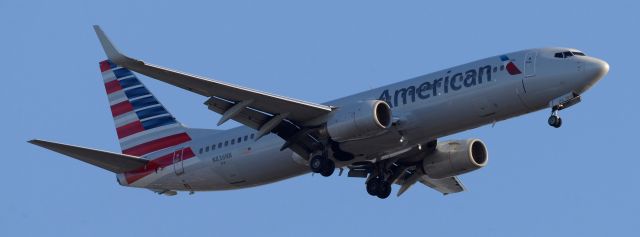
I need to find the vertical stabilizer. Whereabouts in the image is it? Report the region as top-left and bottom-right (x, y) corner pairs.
(99, 60), (192, 157)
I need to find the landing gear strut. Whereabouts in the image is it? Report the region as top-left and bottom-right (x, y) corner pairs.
(309, 154), (335, 177)
(548, 106), (562, 128)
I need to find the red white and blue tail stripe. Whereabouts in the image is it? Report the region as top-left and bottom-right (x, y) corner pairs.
(101, 60), (198, 184)
(100, 60), (192, 157)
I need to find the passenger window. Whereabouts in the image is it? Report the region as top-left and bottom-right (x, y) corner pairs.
(237, 137), (242, 143)
(199, 148), (203, 154)
(493, 67), (497, 73)
(500, 65), (504, 71)
(212, 144), (216, 150)
(250, 134), (255, 139)
(218, 142), (222, 148)
(244, 135), (248, 141)
(563, 51), (573, 58)
(224, 141), (229, 146)
(231, 139), (235, 145)
(205, 146), (209, 152)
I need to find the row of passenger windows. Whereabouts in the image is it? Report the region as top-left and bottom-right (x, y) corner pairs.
(554, 51), (586, 58)
(198, 133), (255, 154)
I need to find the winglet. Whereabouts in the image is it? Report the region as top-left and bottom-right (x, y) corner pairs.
(93, 25), (129, 64)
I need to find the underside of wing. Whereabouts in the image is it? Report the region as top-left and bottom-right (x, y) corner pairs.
(29, 139), (148, 173)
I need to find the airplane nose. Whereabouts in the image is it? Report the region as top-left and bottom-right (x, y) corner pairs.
(584, 57), (610, 81)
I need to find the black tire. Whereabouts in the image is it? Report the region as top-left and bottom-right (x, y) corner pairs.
(548, 115), (559, 127)
(376, 181), (392, 199)
(366, 178), (380, 196)
(554, 117), (563, 128)
(320, 159), (335, 177)
(309, 155), (323, 173)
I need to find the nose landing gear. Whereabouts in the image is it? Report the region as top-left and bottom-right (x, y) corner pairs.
(547, 92), (581, 128)
(548, 107), (562, 128)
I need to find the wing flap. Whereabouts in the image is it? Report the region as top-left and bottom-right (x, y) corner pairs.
(29, 139), (148, 173)
(419, 176), (465, 195)
(396, 170), (465, 196)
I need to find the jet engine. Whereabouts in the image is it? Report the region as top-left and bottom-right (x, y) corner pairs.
(325, 100), (392, 142)
(421, 139), (488, 179)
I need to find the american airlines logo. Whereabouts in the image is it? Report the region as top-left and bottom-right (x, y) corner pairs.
(500, 55), (522, 75)
(379, 64), (495, 108)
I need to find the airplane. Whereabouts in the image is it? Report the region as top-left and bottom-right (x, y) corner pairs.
(29, 26), (609, 199)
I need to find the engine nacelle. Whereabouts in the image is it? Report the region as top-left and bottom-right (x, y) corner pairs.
(422, 139), (488, 179)
(326, 100), (392, 142)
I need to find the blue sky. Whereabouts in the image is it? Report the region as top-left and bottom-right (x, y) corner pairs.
(2, 0), (639, 236)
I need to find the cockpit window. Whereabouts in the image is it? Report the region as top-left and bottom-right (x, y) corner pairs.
(572, 51), (586, 56)
(555, 51), (586, 59)
(563, 51), (574, 58)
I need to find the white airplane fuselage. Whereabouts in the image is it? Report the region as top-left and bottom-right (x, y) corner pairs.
(117, 47), (609, 192)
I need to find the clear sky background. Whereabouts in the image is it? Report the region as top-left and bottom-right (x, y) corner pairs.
(2, 0), (638, 236)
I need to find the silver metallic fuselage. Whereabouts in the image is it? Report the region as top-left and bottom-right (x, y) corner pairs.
(118, 47), (609, 191)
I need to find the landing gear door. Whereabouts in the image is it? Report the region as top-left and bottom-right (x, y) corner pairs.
(173, 148), (184, 175)
(524, 51), (537, 78)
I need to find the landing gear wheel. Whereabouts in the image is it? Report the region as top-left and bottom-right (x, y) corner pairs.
(366, 178), (380, 196)
(376, 181), (392, 199)
(548, 115), (562, 128)
(319, 159), (335, 177)
(555, 117), (562, 128)
(309, 155), (324, 173)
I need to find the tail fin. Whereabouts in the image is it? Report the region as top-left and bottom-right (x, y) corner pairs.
(99, 60), (191, 157)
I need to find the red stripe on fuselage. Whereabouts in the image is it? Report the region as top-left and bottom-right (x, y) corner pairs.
(124, 147), (196, 184)
(110, 101), (134, 117)
(116, 121), (144, 139)
(104, 80), (122, 94)
(122, 132), (191, 156)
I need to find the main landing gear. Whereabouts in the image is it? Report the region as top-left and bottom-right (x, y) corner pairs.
(366, 176), (392, 199)
(364, 162), (405, 199)
(548, 106), (562, 128)
(309, 154), (335, 177)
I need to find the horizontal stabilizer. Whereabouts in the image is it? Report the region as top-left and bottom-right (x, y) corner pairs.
(29, 139), (148, 173)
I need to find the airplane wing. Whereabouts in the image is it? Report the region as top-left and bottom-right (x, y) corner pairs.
(93, 26), (333, 127)
(93, 26), (333, 156)
(396, 170), (465, 196)
(29, 139), (148, 173)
